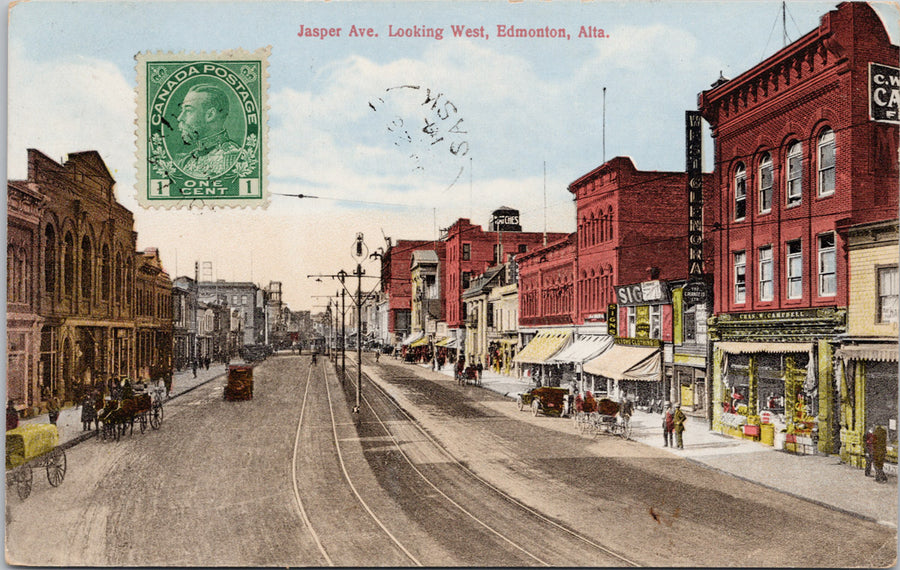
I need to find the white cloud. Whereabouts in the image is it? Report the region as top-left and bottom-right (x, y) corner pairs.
(8, 41), (137, 207)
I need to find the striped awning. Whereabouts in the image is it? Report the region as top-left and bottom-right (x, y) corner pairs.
(513, 330), (572, 364)
(835, 344), (899, 362)
(583, 344), (660, 382)
(548, 334), (614, 364)
(716, 341), (813, 355)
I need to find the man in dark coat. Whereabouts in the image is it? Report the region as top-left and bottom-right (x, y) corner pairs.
(873, 425), (888, 482)
(673, 404), (687, 449)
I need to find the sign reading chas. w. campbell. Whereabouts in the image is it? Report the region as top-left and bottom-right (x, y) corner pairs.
(136, 49), (269, 208)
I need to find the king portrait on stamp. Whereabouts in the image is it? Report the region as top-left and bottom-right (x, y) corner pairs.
(175, 83), (242, 178)
(135, 48), (270, 208)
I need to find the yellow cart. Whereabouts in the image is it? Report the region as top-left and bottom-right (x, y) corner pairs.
(6, 424), (67, 500)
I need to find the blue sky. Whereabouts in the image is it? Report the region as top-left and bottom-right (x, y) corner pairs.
(7, 1), (897, 309)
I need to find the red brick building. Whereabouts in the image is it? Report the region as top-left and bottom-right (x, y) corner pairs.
(516, 157), (711, 390)
(570, 156), (710, 324)
(442, 216), (566, 331)
(699, 2), (898, 453)
(380, 239), (443, 343)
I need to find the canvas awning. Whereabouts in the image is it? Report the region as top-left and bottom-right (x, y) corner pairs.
(400, 331), (424, 346)
(409, 336), (430, 348)
(513, 330), (572, 364)
(835, 344), (899, 362)
(583, 344), (661, 381)
(548, 334), (614, 364)
(434, 336), (451, 347)
(716, 341), (813, 355)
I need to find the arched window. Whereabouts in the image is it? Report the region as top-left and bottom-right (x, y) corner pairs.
(125, 258), (133, 305)
(733, 164), (746, 220)
(7, 245), (26, 304)
(80, 236), (92, 301)
(606, 206), (613, 241)
(758, 153), (773, 213)
(101, 244), (111, 301)
(818, 128), (835, 196)
(115, 253), (124, 304)
(44, 225), (57, 298)
(786, 142), (802, 206)
(63, 232), (75, 297)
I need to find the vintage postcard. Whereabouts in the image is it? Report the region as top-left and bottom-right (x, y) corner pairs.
(5, 0), (899, 567)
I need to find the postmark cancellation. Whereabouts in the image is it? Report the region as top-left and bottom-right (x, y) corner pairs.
(135, 48), (270, 209)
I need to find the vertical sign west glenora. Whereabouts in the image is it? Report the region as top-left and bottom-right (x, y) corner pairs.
(686, 111), (704, 278)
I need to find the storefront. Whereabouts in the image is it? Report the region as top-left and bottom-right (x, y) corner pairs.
(582, 338), (662, 402)
(709, 308), (845, 454)
(834, 342), (899, 471)
(513, 329), (572, 387)
(713, 342), (815, 450)
(487, 337), (518, 376)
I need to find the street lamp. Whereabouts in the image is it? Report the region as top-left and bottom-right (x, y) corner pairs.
(350, 233), (368, 414)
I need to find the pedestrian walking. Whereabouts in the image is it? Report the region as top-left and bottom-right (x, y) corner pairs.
(192, 360), (198, 378)
(873, 425), (888, 482)
(673, 403), (687, 449)
(163, 374), (173, 398)
(476, 362), (483, 380)
(864, 428), (876, 477)
(80, 392), (96, 431)
(6, 400), (19, 431)
(662, 402), (674, 447)
(47, 396), (60, 426)
(375, 351), (380, 363)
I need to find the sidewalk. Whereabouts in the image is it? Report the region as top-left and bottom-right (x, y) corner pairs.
(16, 361), (241, 449)
(411, 360), (898, 528)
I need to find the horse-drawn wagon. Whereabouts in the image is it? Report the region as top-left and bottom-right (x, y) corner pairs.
(98, 384), (164, 441)
(572, 393), (632, 439)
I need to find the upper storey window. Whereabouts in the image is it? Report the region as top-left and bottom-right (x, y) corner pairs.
(758, 153), (773, 214)
(786, 142), (802, 207)
(734, 164), (746, 220)
(818, 128), (835, 197)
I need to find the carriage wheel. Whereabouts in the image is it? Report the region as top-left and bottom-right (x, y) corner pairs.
(13, 467), (33, 500)
(531, 400), (541, 417)
(46, 449), (66, 487)
(517, 397), (524, 412)
(150, 405), (162, 430)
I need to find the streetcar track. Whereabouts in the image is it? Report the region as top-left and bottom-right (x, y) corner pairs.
(356, 371), (552, 566)
(348, 357), (642, 567)
(320, 361), (423, 566)
(290, 362), (334, 566)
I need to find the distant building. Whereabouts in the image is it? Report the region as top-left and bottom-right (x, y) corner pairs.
(134, 248), (173, 381)
(198, 280), (261, 346)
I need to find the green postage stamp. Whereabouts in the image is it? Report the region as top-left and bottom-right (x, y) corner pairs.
(135, 48), (269, 208)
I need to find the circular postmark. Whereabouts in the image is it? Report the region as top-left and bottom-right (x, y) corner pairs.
(367, 85), (470, 190)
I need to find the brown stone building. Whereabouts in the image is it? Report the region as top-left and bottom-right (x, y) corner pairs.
(8, 149), (173, 410)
